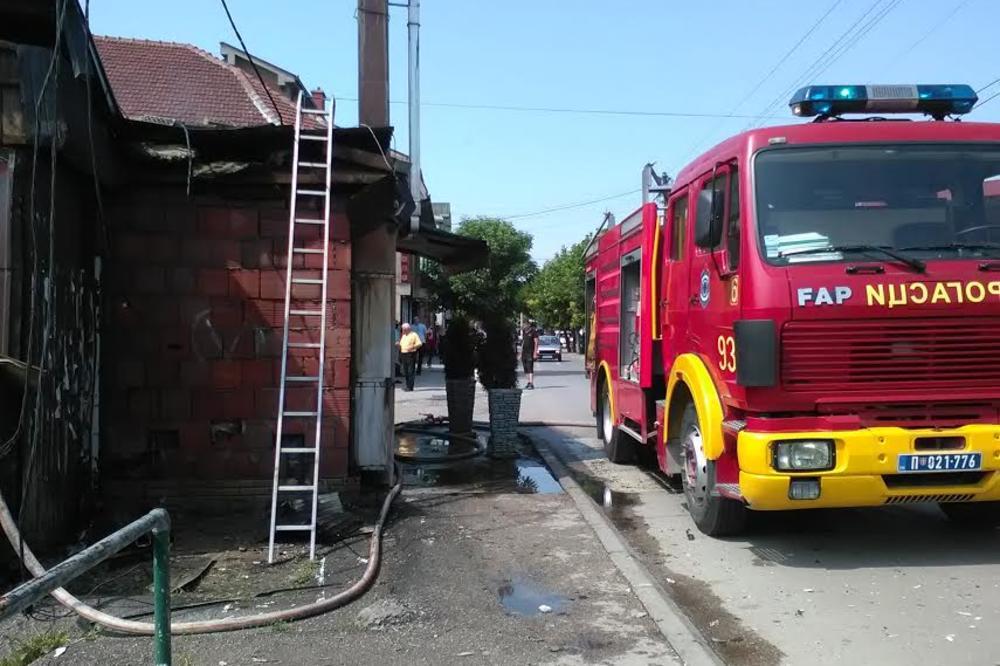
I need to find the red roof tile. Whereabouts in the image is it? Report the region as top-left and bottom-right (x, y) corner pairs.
(94, 36), (313, 128)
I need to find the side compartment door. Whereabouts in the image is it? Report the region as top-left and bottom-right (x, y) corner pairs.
(663, 190), (691, 365)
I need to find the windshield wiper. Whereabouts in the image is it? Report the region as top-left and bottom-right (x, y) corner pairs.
(897, 242), (1000, 256)
(779, 244), (926, 273)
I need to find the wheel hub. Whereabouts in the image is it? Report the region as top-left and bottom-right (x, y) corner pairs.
(682, 424), (709, 507)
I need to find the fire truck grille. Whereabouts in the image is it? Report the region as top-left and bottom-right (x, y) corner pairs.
(781, 318), (1000, 392)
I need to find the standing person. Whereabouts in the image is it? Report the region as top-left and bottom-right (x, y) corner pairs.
(397, 323), (422, 391)
(392, 321), (402, 379)
(521, 321), (539, 390)
(413, 316), (428, 375)
(425, 326), (437, 366)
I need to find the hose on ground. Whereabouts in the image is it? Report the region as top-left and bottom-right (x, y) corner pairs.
(0, 482), (401, 635)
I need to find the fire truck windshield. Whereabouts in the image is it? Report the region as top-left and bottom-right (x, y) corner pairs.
(754, 144), (1000, 265)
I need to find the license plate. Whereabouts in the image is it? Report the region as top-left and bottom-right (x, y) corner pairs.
(897, 452), (982, 473)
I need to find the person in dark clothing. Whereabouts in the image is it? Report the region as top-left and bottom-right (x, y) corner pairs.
(521, 322), (539, 389)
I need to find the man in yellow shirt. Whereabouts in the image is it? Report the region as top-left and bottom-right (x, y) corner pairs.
(397, 323), (423, 391)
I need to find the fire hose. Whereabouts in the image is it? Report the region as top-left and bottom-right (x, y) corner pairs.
(0, 482), (400, 635)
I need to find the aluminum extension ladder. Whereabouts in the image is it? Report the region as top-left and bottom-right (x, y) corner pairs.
(268, 92), (335, 562)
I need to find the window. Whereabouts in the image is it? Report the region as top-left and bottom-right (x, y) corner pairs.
(669, 195), (688, 260)
(727, 165), (741, 270)
(755, 145), (1000, 265)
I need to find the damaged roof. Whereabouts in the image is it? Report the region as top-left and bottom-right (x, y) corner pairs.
(93, 36), (311, 128)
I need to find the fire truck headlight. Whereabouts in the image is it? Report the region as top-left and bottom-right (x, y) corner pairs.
(772, 440), (834, 472)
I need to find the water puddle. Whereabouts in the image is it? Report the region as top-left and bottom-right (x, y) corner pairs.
(498, 577), (569, 616)
(395, 427), (563, 495)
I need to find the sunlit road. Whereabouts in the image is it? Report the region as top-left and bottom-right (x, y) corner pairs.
(534, 355), (1000, 666)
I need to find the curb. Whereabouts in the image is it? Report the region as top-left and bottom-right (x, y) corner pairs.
(529, 431), (723, 666)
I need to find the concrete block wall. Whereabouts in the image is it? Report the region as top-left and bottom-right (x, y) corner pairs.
(104, 188), (352, 494)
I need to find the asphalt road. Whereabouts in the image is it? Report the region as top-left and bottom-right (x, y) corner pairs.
(535, 355), (1000, 666)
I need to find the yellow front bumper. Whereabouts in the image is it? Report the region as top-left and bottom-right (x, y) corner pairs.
(737, 425), (1000, 510)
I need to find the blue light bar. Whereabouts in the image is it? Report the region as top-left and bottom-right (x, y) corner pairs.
(789, 84), (978, 119)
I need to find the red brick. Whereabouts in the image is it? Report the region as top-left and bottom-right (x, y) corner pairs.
(146, 235), (179, 264)
(260, 271), (286, 300)
(322, 388), (350, 417)
(134, 267), (166, 294)
(328, 269), (350, 300)
(211, 360), (242, 388)
(179, 298), (211, 326)
(180, 238), (211, 266)
(319, 447), (348, 478)
(207, 300), (243, 327)
(332, 242), (351, 270)
(241, 239), (273, 269)
(288, 270), (322, 299)
(243, 299), (281, 327)
(221, 388), (255, 418)
(239, 359), (271, 387)
(149, 299), (179, 326)
(222, 328), (255, 359)
(273, 241), (305, 269)
(129, 389), (156, 419)
(243, 421), (274, 450)
(260, 209), (289, 238)
(198, 269), (229, 297)
(116, 360), (144, 388)
(192, 390), (225, 420)
(331, 212), (350, 241)
(198, 207), (231, 237)
(160, 328), (190, 359)
(168, 267), (197, 294)
(161, 388), (192, 420)
(180, 361), (210, 387)
(228, 269), (260, 298)
(179, 422), (211, 451)
(330, 357), (350, 388)
(255, 387), (279, 414)
(325, 328), (351, 357)
(146, 359), (181, 386)
(209, 240), (242, 268)
(230, 208), (259, 238)
(161, 205), (196, 234)
(283, 386), (317, 412)
(117, 233), (146, 262)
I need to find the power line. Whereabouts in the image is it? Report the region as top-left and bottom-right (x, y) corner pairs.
(335, 96), (785, 120)
(975, 88), (1000, 110)
(676, 0), (843, 168)
(890, 0), (971, 63)
(502, 189), (640, 221)
(977, 78), (1000, 94)
(219, 0), (284, 124)
(745, 0), (895, 129)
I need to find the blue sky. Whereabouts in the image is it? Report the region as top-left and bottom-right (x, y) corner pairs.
(91, 0), (1000, 262)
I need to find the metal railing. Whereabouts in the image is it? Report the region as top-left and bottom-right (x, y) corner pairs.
(0, 508), (172, 665)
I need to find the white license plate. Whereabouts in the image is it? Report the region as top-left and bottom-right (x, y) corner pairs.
(897, 452), (982, 473)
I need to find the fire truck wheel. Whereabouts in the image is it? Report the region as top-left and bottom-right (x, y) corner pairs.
(939, 501), (1000, 527)
(679, 404), (746, 536)
(598, 381), (633, 463)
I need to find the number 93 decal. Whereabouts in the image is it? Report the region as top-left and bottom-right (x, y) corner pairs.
(717, 335), (736, 373)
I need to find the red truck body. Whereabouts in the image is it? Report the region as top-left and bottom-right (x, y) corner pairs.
(586, 117), (1000, 534)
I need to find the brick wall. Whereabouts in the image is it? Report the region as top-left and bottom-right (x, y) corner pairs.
(104, 187), (351, 495)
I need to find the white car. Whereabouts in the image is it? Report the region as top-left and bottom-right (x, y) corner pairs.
(536, 335), (563, 362)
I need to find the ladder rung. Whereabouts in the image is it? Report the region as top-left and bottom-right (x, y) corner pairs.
(275, 524), (314, 532)
(294, 218), (326, 226)
(297, 189), (327, 197)
(283, 411), (318, 417)
(278, 485), (316, 492)
(297, 161), (328, 169)
(287, 342), (321, 348)
(301, 109), (328, 115)
(286, 376), (320, 382)
(292, 247), (324, 254)
(281, 447), (318, 454)
(289, 309), (323, 316)
(300, 134), (328, 142)
(292, 278), (324, 285)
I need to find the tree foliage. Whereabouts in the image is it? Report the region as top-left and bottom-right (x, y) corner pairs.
(524, 236), (590, 331)
(424, 217), (537, 320)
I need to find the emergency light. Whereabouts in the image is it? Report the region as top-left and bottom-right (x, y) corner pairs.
(788, 84), (977, 119)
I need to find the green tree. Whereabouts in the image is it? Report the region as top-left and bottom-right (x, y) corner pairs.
(424, 217), (537, 319)
(524, 236), (590, 331)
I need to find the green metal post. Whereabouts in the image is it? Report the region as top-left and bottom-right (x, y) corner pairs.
(151, 515), (172, 666)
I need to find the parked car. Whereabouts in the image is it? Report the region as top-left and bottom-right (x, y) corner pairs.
(536, 335), (562, 362)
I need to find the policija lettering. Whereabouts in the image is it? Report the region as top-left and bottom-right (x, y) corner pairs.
(795, 281), (1000, 308)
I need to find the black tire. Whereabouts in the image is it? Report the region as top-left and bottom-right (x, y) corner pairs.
(679, 404), (746, 536)
(557, 355), (562, 362)
(939, 501), (1000, 527)
(597, 381), (633, 464)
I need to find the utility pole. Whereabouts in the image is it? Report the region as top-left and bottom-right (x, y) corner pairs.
(353, 0), (396, 482)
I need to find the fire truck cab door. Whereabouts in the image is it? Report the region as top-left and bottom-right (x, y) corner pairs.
(663, 190), (691, 360)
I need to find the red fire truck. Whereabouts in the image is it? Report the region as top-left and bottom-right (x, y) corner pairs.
(585, 84), (1000, 535)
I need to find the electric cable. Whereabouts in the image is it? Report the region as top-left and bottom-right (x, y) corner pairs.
(503, 189), (640, 221)
(219, 0), (284, 125)
(890, 0), (971, 63)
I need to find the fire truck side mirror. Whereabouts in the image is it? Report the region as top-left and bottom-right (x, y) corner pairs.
(695, 189), (725, 249)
